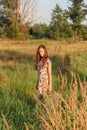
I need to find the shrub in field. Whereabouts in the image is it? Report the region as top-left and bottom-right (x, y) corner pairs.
(52, 54), (71, 75)
(38, 73), (87, 130)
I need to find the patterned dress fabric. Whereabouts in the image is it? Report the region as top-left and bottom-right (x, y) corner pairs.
(37, 58), (51, 97)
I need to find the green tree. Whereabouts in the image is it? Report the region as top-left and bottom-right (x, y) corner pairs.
(0, 0), (19, 38)
(50, 4), (73, 40)
(66, 0), (87, 39)
(30, 23), (49, 39)
(82, 24), (87, 40)
(0, 0), (37, 39)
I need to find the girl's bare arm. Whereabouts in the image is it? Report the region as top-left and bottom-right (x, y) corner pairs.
(36, 69), (39, 90)
(48, 61), (52, 93)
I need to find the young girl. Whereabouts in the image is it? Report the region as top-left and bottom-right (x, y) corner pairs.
(35, 45), (52, 99)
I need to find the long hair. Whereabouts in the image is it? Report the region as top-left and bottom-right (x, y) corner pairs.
(36, 45), (49, 69)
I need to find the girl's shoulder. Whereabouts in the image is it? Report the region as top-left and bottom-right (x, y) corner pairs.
(46, 58), (51, 65)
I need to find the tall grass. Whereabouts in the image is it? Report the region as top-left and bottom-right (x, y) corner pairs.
(0, 39), (87, 129)
(38, 73), (87, 130)
(0, 60), (39, 130)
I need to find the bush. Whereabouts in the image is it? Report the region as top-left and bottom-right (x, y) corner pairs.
(30, 23), (49, 39)
(6, 25), (19, 38)
(0, 27), (6, 38)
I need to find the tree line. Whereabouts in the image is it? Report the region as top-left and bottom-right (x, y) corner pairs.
(0, 0), (37, 39)
(0, 0), (87, 40)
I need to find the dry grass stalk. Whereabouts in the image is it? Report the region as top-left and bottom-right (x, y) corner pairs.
(1, 113), (10, 130)
(24, 122), (29, 130)
(38, 73), (87, 130)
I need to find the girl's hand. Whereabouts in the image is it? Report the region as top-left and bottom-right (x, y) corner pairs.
(35, 84), (38, 90)
(48, 87), (52, 94)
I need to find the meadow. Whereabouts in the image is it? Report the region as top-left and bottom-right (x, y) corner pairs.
(0, 39), (87, 130)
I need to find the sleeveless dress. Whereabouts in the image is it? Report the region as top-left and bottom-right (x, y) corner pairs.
(37, 58), (51, 97)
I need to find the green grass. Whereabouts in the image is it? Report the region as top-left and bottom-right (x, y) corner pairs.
(71, 51), (87, 80)
(0, 60), (39, 130)
(0, 39), (87, 129)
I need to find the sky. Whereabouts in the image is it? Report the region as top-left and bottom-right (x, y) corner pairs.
(36, 0), (87, 24)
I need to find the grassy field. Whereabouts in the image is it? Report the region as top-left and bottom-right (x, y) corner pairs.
(0, 39), (87, 130)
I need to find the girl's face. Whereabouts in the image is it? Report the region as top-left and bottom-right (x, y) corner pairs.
(39, 48), (45, 57)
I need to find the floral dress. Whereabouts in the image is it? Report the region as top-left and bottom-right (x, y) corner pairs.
(37, 58), (51, 97)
